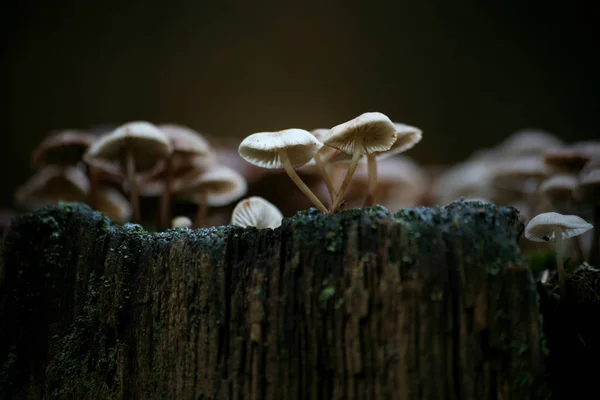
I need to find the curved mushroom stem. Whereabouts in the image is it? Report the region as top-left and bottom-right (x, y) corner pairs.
(159, 156), (173, 231)
(332, 137), (363, 213)
(590, 205), (600, 267)
(314, 150), (336, 204)
(566, 198), (585, 263)
(363, 154), (378, 207)
(280, 149), (328, 214)
(125, 147), (140, 224)
(554, 227), (567, 302)
(194, 191), (208, 229)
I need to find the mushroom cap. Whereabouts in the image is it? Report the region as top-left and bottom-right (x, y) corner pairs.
(158, 124), (215, 159)
(495, 129), (563, 156)
(14, 165), (90, 209)
(238, 129), (323, 169)
(524, 212), (593, 242)
(539, 174), (577, 203)
(231, 196), (283, 229)
(376, 123), (423, 160)
(32, 130), (96, 168)
(433, 159), (495, 205)
(310, 128), (330, 142)
(324, 112), (396, 155)
(174, 164), (248, 207)
(573, 167), (600, 202)
(490, 155), (549, 194)
(84, 121), (172, 172)
(96, 186), (132, 223)
(138, 154), (212, 197)
(171, 215), (193, 229)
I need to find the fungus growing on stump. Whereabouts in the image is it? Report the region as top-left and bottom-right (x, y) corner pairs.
(84, 121), (172, 224)
(574, 157), (600, 266)
(171, 215), (192, 229)
(14, 165), (90, 210)
(231, 196), (283, 229)
(95, 186), (132, 223)
(525, 212), (593, 301)
(174, 164), (247, 228)
(155, 124), (215, 230)
(31, 130), (96, 168)
(323, 112), (396, 212)
(238, 129), (328, 213)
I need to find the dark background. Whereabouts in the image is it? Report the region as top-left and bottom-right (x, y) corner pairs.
(1, 0), (598, 208)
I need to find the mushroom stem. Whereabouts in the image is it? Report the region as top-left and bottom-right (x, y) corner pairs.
(591, 205), (600, 267)
(280, 149), (328, 213)
(158, 156), (173, 231)
(194, 192), (208, 229)
(567, 199), (585, 263)
(88, 165), (99, 210)
(363, 154), (378, 207)
(125, 147), (140, 224)
(314, 150), (336, 204)
(332, 137), (363, 212)
(554, 227), (567, 302)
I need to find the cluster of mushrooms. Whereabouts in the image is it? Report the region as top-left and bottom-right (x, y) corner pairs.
(7, 113), (599, 295)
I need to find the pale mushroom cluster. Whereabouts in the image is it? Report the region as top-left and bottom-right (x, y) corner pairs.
(432, 130), (600, 267)
(237, 112), (423, 214)
(15, 122), (248, 230)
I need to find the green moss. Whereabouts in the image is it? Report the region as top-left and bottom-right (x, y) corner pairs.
(319, 287), (336, 303)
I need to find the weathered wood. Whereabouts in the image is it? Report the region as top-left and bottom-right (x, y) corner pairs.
(0, 201), (546, 399)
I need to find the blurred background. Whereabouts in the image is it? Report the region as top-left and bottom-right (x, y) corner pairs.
(1, 0), (598, 209)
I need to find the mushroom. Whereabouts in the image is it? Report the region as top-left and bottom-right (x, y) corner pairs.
(238, 129), (328, 213)
(84, 121), (172, 224)
(14, 165), (90, 210)
(494, 129), (563, 157)
(174, 164), (247, 228)
(95, 186), (132, 223)
(524, 212), (593, 301)
(309, 128), (337, 203)
(155, 124), (215, 230)
(171, 216), (193, 229)
(31, 129), (96, 168)
(364, 122), (422, 206)
(573, 158), (600, 266)
(323, 112), (397, 212)
(231, 196), (283, 229)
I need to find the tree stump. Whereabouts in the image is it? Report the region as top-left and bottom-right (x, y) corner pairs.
(0, 201), (546, 399)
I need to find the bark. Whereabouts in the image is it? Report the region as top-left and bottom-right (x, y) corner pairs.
(0, 201), (547, 399)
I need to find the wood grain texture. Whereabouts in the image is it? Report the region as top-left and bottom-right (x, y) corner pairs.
(0, 201), (546, 399)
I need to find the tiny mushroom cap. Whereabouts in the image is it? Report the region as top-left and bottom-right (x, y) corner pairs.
(324, 112), (396, 155)
(375, 123), (423, 160)
(84, 121), (172, 172)
(539, 174), (577, 203)
(495, 129), (563, 157)
(574, 168), (600, 202)
(15, 165), (90, 209)
(238, 129), (322, 169)
(524, 212), (593, 242)
(32, 129), (96, 168)
(138, 155), (211, 197)
(231, 196), (283, 229)
(490, 155), (549, 194)
(543, 142), (600, 174)
(171, 216), (193, 229)
(175, 164), (248, 207)
(95, 186), (132, 223)
(158, 124), (214, 159)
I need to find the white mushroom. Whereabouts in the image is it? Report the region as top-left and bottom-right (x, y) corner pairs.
(231, 196), (283, 229)
(525, 212), (593, 301)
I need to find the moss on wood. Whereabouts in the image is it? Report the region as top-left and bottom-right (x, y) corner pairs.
(1, 201), (546, 399)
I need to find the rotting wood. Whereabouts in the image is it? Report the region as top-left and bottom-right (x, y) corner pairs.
(0, 201), (547, 399)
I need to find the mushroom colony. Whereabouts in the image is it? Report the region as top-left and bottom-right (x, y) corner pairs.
(5, 114), (598, 285)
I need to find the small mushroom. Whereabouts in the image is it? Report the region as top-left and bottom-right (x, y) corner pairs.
(231, 196), (283, 229)
(84, 121), (172, 224)
(31, 129), (96, 168)
(171, 215), (193, 229)
(524, 212), (593, 301)
(573, 159), (600, 266)
(95, 186), (132, 223)
(174, 164), (247, 228)
(14, 165), (90, 210)
(495, 129), (563, 157)
(323, 112), (397, 212)
(156, 124), (216, 230)
(238, 129), (328, 213)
